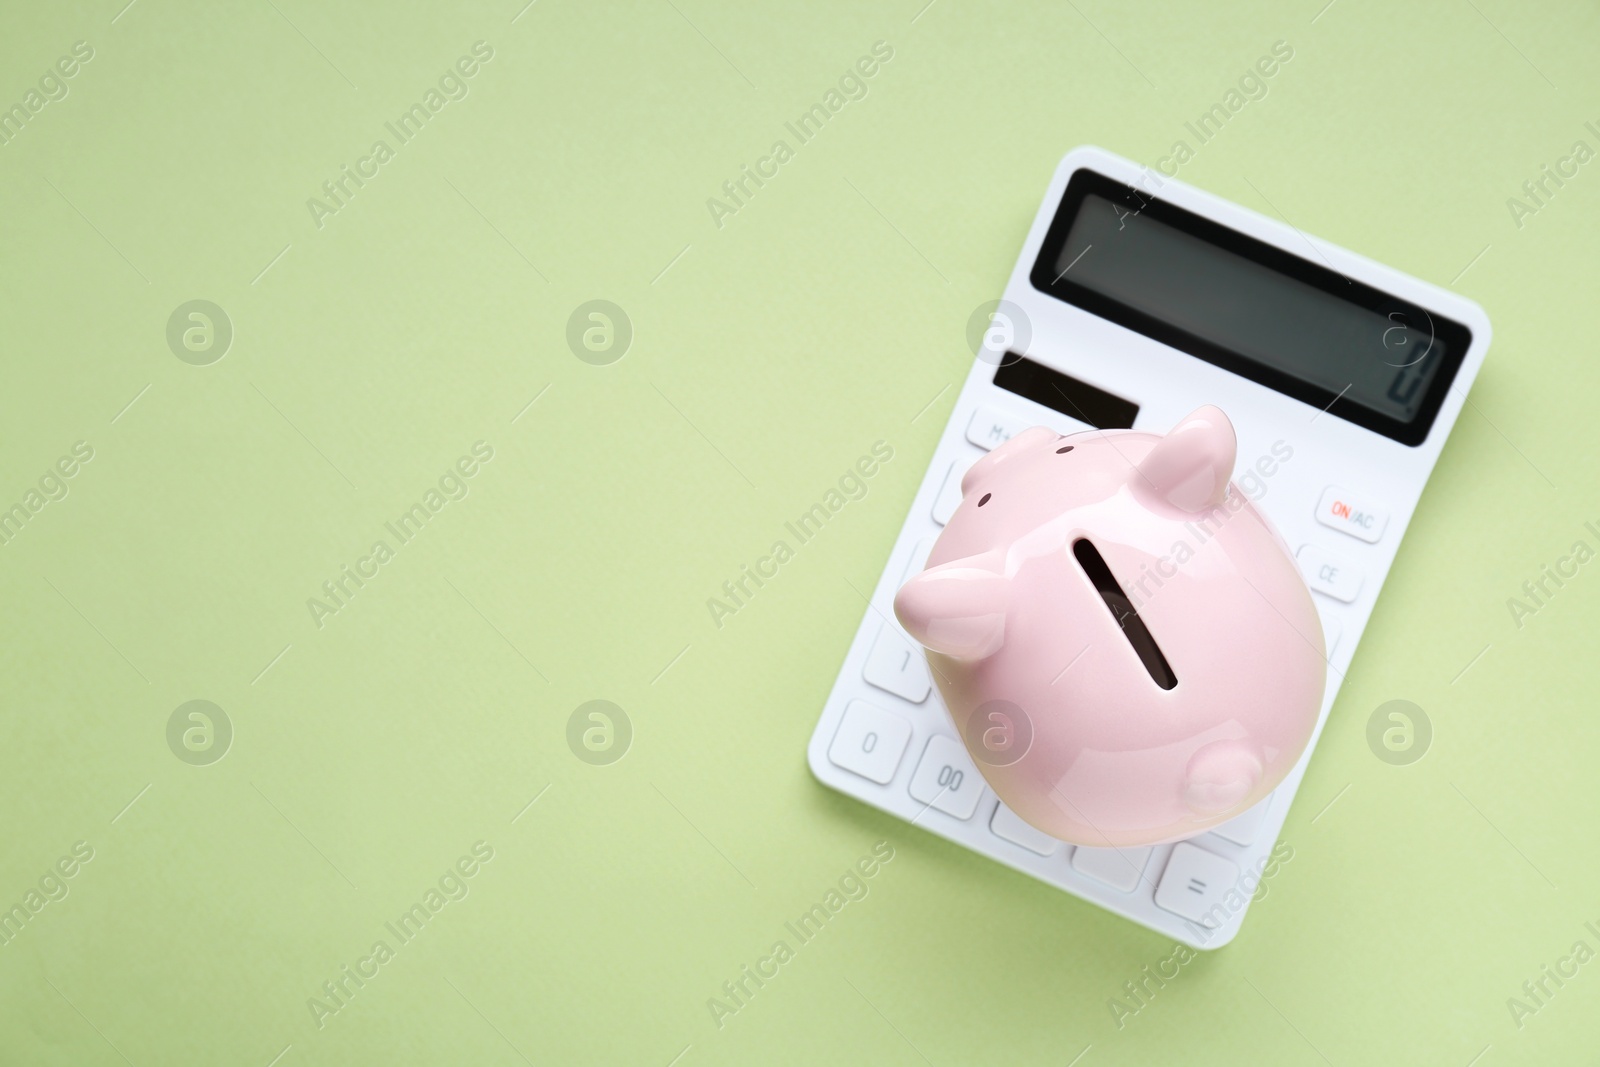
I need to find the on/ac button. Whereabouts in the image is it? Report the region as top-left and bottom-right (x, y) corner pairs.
(1315, 486), (1388, 544)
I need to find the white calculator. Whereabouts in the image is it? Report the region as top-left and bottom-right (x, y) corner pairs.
(807, 145), (1491, 947)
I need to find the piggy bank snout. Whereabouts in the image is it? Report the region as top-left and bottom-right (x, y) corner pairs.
(892, 550), (1010, 661)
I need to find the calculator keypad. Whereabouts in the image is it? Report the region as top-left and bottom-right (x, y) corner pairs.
(932, 460), (968, 525)
(827, 701), (912, 785)
(1072, 845), (1154, 893)
(989, 801), (1061, 856)
(1297, 543), (1364, 603)
(862, 622), (932, 703)
(908, 735), (984, 820)
(965, 405), (1031, 451)
(1315, 485), (1389, 543)
(1154, 843), (1242, 926)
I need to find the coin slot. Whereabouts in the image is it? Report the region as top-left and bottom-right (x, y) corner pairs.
(1072, 538), (1177, 690)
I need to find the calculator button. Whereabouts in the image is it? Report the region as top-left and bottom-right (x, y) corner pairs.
(1209, 795), (1272, 847)
(932, 461), (967, 525)
(966, 405), (1031, 451)
(1154, 842), (1241, 927)
(1297, 544), (1363, 603)
(827, 701), (912, 785)
(863, 622), (931, 703)
(989, 801), (1060, 856)
(1071, 845), (1153, 893)
(908, 735), (984, 819)
(902, 537), (935, 582)
(1315, 486), (1389, 544)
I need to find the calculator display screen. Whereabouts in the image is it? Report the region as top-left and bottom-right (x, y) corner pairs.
(1029, 171), (1471, 446)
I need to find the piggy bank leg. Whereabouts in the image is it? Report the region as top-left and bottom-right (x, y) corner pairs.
(1182, 740), (1263, 816)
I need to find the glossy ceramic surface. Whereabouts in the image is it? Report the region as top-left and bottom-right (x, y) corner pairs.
(893, 407), (1325, 847)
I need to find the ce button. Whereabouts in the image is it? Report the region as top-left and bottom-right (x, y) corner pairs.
(1297, 544), (1364, 603)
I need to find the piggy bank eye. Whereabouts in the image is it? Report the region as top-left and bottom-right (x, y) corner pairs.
(1056, 445), (1074, 454)
(977, 493), (992, 507)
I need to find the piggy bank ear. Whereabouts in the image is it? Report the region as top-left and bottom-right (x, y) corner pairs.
(893, 550), (1010, 660)
(961, 426), (1057, 496)
(1135, 405), (1236, 511)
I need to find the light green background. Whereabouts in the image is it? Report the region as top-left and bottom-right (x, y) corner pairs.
(2, 0), (1597, 1063)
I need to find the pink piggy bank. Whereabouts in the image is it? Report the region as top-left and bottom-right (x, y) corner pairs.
(893, 406), (1325, 848)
